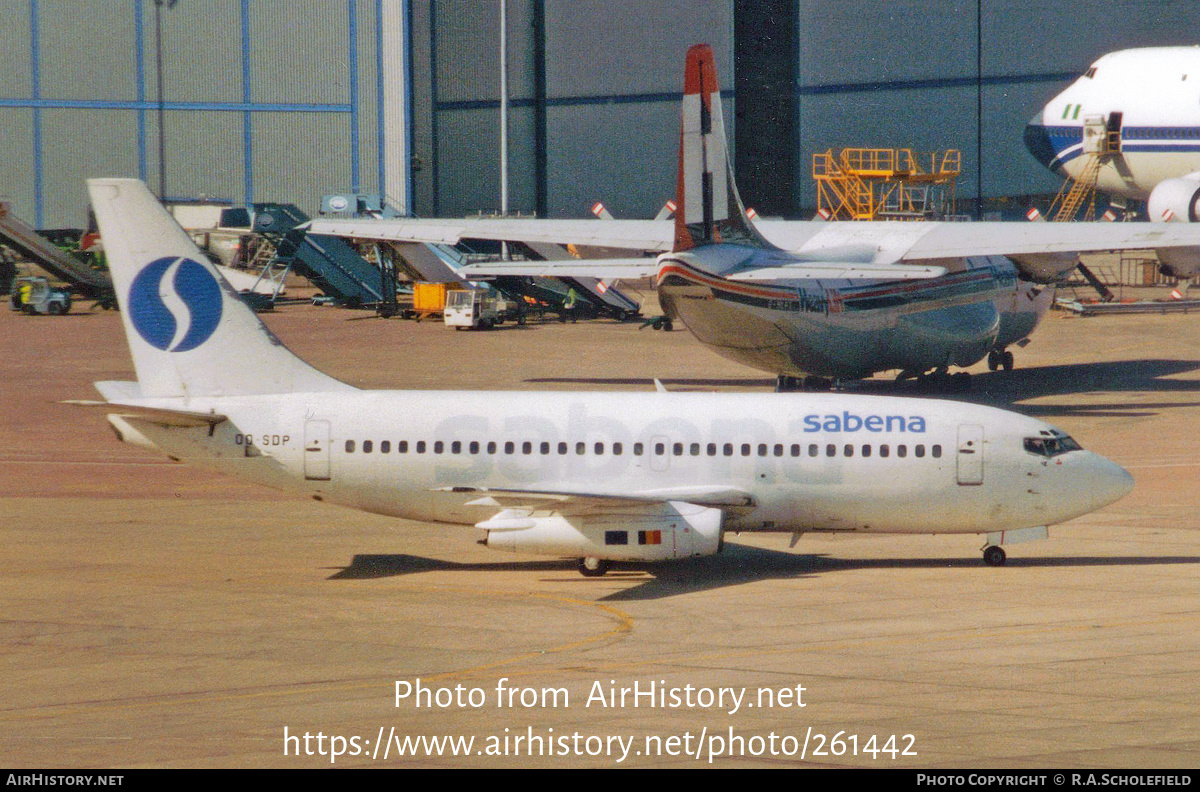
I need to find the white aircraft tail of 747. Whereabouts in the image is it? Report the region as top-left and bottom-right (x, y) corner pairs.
(83, 177), (1134, 574)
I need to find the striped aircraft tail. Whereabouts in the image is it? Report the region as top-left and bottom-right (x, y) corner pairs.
(673, 44), (773, 253)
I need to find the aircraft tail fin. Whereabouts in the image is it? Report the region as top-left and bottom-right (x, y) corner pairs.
(673, 44), (773, 253)
(88, 179), (354, 398)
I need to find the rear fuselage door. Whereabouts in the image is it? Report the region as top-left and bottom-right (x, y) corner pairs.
(956, 424), (984, 485)
(304, 419), (331, 481)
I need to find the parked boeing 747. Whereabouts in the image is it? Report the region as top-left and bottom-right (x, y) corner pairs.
(1025, 46), (1200, 233)
(78, 177), (1133, 573)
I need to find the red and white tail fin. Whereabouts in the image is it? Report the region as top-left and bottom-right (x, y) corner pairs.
(673, 44), (771, 252)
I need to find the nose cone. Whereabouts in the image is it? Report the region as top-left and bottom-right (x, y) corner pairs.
(1023, 111), (1062, 174)
(1083, 453), (1135, 512)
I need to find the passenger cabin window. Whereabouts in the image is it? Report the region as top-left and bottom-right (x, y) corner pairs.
(380, 441), (390, 453)
(363, 440), (373, 453)
(345, 440), (355, 453)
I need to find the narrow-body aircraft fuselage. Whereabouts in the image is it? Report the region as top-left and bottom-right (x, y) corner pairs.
(113, 389), (1131, 550)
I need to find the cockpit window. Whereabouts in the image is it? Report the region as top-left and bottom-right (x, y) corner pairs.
(1024, 433), (1083, 458)
(1084, 67), (1097, 79)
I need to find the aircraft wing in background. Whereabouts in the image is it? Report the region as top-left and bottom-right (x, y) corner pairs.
(309, 215), (1200, 282)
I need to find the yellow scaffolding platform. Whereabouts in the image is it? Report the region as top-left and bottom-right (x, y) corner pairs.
(813, 148), (961, 221)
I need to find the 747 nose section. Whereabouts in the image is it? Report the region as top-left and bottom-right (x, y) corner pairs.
(1023, 111), (1063, 174)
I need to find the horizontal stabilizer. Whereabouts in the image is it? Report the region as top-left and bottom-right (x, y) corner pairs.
(727, 262), (947, 282)
(457, 257), (657, 280)
(62, 400), (227, 428)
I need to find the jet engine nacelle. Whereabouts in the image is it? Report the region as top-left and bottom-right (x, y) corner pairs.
(482, 502), (724, 562)
(1147, 176), (1200, 223)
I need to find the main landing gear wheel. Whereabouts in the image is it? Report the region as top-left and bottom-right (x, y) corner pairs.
(577, 557), (610, 577)
(987, 350), (1015, 371)
(982, 545), (1007, 567)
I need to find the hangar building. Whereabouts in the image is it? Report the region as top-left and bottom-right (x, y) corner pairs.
(3, 0), (1199, 229)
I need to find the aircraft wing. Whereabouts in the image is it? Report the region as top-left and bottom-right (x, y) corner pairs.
(310, 215), (1200, 259)
(310, 215), (1200, 282)
(306, 216), (672, 252)
(439, 484), (756, 515)
(755, 218), (1200, 263)
(454, 259), (945, 282)
(895, 221), (1200, 260)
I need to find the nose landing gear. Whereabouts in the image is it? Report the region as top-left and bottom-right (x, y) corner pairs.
(982, 545), (1007, 567)
(577, 557), (610, 577)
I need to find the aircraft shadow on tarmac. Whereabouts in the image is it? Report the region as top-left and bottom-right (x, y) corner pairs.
(326, 544), (1200, 601)
(529, 359), (1200, 417)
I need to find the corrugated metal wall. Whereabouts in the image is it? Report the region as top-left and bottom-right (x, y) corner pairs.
(415, 0), (732, 219)
(0, 0), (381, 229)
(5, 0), (1200, 228)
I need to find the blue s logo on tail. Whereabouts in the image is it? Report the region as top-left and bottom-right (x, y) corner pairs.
(128, 257), (223, 352)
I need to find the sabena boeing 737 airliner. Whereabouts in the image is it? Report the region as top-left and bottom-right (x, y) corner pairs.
(80, 177), (1133, 574)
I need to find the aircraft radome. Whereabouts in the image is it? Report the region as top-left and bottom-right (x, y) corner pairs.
(76, 176), (1133, 575)
(310, 45), (1200, 390)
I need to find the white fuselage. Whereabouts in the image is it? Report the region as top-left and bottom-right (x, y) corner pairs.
(1025, 46), (1200, 199)
(114, 389), (1132, 538)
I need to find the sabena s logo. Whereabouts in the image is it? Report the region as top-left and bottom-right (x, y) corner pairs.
(128, 257), (223, 352)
